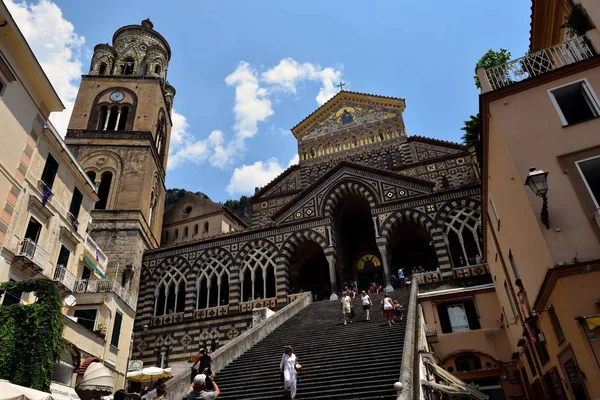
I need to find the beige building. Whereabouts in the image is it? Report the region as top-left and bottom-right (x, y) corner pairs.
(0, 3), (136, 396)
(477, 0), (600, 398)
(161, 193), (247, 246)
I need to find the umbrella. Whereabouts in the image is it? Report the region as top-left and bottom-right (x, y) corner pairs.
(0, 381), (52, 400)
(126, 367), (172, 383)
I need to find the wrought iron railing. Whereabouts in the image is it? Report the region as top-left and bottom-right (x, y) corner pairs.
(484, 36), (594, 90)
(72, 279), (137, 311)
(53, 265), (76, 292)
(18, 238), (49, 272)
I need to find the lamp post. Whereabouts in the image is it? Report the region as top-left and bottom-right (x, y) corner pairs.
(525, 167), (550, 229)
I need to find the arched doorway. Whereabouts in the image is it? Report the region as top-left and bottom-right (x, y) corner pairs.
(388, 222), (437, 276)
(332, 193), (381, 292)
(288, 241), (329, 299)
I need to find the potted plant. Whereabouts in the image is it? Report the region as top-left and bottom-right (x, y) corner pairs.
(562, 4), (594, 37)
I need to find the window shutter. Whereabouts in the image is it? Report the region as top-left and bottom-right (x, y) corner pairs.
(41, 154), (59, 189)
(69, 188), (83, 218)
(110, 311), (123, 348)
(437, 304), (452, 333)
(464, 300), (481, 330)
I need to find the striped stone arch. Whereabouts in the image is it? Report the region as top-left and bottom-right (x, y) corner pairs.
(193, 247), (235, 272)
(435, 198), (481, 226)
(151, 255), (192, 280)
(236, 238), (280, 303)
(280, 230), (328, 263)
(322, 178), (379, 217)
(379, 208), (453, 276)
(152, 256), (190, 316)
(234, 238), (279, 265)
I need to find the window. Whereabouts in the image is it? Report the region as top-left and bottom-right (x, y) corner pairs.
(98, 62), (107, 75)
(576, 155), (600, 207)
(149, 192), (156, 228)
(508, 249), (520, 279)
(203, 222), (209, 233)
(240, 246), (277, 302)
(121, 57), (135, 75)
(0, 78), (5, 96)
(24, 217), (42, 243)
(504, 280), (518, 322)
(56, 245), (70, 268)
(41, 153), (59, 190)
(69, 188), (83, 219)
(86, 170), (96, 182)
(1, 279), (23, 306)
(455, 354), (482, 372)
(73, 309), (97, 331)
(183, 226), (188, 238)
(488, 231), (498, 262)
(97, 106), (108, 130)
(194, 224), (199, 235)
(549, 306), (565, 344)
(117, 106), (129, 131)
(96, 171), (112, 210)
(110, 311), (123, 348)
(106, 105), (119, 130)
(165, 230), (169, 243)
(196, 255), (230, 309)
(489, 195), (500, 230)
(175, 229), (179, 239)
(549, 79), (600, 125)
(81, 266), (91, 281)
(154, 271), (186, 316)
(154, 65), (161, 75)
(437, 301), (480, 333)
(445, 207), (482, 267)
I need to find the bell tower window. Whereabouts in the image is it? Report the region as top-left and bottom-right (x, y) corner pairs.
(106, 105), (119, 130)
(117, 106), (129, 130)
(99, 62), (107, 75)
(96, 171), (113, 210)
(154, 65), (161, 75)
(97, 106), (108, 130)
(120, 57), (135, 75)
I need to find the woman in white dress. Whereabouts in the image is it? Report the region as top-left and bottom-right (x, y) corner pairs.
(280, 345), (298, 399)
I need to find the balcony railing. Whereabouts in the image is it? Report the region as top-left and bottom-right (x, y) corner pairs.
(484, 36), (594, 91)
(17, 238), (50, 273)
(594, 208), (600, 230)
(73, 279), (137, 311)
(53, 265), (76, 292)
(83, 235), (108, 276)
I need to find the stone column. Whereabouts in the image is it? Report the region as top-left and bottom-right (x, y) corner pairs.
(114, 108), (122, 131)
(326, 254), (338, 300)
(378, 245), (394, 292)
(103, 108), (111, 131)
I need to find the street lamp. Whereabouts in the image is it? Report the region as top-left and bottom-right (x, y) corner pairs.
(525, 167), (550, 229)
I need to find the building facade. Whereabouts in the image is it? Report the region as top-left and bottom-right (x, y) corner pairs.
(0, 5), (138, 395)
(477, 0), (600, 398)
(132, 90), (482, 368)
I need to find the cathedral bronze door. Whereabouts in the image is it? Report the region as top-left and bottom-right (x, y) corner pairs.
(355, 253), (383, 291)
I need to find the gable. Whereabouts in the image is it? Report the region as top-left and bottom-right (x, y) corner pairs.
(252, 166), (300, 200)
(163, 193), (224, 225)
(292, 91), (406, 142)
(273, 163), (433, 224)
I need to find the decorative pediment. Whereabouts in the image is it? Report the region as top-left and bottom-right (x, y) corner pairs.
(274, 162), (433, 224)
(291, 91), (406, 142)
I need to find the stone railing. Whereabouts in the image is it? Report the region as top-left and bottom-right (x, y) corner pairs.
(287, 291), (311, 303)
(413, 271), (442, 285)
(395, 279), (419, 399)
(145, 292), (313, 400)
(151, 311), (184, 327)
(72, 279), (137, 311)
(239, 297), (277, 312)
(194, 305), (229, 320)
(480, 36), (594, 92)
(452, 263), (489, 279)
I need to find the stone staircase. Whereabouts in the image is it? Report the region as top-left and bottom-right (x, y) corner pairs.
(215, 289), (410, 400)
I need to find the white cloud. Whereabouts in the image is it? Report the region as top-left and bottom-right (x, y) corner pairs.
(226, 153), (300, 196)
(262, 58), (343, 105)
(5, 0), (86, 135)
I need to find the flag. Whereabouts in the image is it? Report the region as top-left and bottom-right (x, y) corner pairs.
(42, 185), (52, 205)
(95, 247), (99, 262)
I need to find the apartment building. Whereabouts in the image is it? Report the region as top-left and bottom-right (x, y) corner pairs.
(478, 0), (600, 398)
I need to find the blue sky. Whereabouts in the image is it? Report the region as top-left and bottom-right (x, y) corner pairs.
(7, 0), (532, 202)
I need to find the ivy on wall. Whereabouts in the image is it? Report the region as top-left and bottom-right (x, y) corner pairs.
(0, 279), (65, 391)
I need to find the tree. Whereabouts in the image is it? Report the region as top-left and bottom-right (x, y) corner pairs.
(461, 113), (482, 164)
(223, 195), (252, 226)
(0, 279), (65, 391)
(474, 49), (511, 89)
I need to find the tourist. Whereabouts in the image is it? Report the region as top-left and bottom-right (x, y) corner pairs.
(361, 290), (372, 321)
(341, 291), (354, 325)
(140, 386), (149, 396)
(188, 374), (220, 400)
(382, 294), (395, 326)
(156, 384), (167, 400)
(280, 345), (299, 399)
(191, 348), (214, 387)
(475, 254), (482, 265)
(394, 301), (405, 322)
(375, 282), (382, 293)
(398, 268), (405, 287)
(114, 390), (126, 400)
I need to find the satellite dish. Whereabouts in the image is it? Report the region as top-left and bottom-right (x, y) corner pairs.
(64, 294), (77, 307)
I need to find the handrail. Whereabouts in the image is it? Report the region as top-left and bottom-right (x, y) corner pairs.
(395, 279), (419, 399)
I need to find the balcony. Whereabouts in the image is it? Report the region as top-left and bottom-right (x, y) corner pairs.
(480, 36), (594, 92)
(72, 279), (137, 311)
(52, 265), (76, 294)
(416, 264), (493, 292)
(83, 235), (108, 278)
(13, 238), (50, 276)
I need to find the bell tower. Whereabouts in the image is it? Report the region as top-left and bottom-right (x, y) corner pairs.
(65, 19), (176, 298)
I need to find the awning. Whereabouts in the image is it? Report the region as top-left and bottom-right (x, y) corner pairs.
(78, 362), (114, 393)
(76, 358), (100, 376)
(424, 362), (488, 400)
(0, 381), (52, 400)
(81, 253), (105, 279)
(49, 383), (80, 400)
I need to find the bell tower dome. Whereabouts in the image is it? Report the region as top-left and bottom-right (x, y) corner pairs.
(65, 19), (175, 298)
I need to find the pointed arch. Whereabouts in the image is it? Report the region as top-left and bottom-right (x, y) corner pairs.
(193, 248), (234, 309)
(236, 239), (278, 302)
(436, 198), (482, 267)
(152, 256), (190, 316)
(280, 230), (328, 264)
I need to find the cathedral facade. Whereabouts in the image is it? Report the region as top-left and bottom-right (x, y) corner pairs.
(60, 18), (481, 368)
(134, 90), (482, 367)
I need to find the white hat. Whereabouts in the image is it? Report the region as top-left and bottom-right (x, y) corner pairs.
(193, 374), (206, 386)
